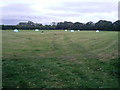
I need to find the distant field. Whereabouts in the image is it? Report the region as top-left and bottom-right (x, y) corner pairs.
(2, 30), (119, 88)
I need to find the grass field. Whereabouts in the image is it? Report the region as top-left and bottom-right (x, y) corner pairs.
(2, 30), (119, 88)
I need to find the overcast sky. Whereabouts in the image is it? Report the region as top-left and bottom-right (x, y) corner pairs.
(0, 0), (119, 25)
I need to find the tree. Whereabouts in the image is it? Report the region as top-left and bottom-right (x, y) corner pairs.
(72, 22), (84, 30)
(56, 21), (73, 30)
(85, 21), (95, 30)
(1, 20), (119, 31)
(56, 22), (64, 29)
(95, 20), (113, 31)
(17, 21), (43, 30)
(113, 20), (120, 31)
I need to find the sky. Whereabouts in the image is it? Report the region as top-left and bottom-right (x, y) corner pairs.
(0, 0), (119, 25)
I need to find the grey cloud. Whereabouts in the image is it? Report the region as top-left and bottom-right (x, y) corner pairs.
(3, 4), (33, 12)
(46, 12), (82, 17)
(2, 15), (60, 25)
(2, 4), (42, 25)
(47, 2), (117, 14)
(2, 19), (21, 25)
(1, 2), (117, 25)
(2, 4), (35, 16)
(1, 3), (62, 25)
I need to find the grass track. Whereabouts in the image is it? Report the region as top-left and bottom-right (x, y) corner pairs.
(2, 30), (119, 88)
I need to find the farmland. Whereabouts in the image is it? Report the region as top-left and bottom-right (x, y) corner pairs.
(2, 30), (119, 88)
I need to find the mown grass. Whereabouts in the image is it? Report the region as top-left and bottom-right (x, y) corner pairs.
(2, 30), (119, 88)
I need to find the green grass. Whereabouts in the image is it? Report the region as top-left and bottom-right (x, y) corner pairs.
(2, 30), (119, 88)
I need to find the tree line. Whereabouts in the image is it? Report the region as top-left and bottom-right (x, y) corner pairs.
(1, 20), (120, 31)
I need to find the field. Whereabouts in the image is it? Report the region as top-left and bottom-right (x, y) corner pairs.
(2, 30), (119, 88)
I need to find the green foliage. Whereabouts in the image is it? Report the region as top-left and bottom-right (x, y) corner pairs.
(2, 20), (120, 31)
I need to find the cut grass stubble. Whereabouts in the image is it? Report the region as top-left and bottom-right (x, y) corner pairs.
(2, 30), (119, 88)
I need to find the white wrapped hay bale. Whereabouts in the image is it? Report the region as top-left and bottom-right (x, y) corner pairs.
(70, 30), (74, 32)
(35, 29), (39, 31)
(96, 30), (99, 32)
(14, 29), (19, 32)
(65, 29), (67, 31)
